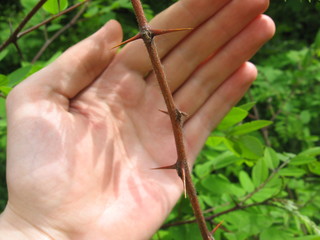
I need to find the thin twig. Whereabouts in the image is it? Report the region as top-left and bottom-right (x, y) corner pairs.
(31, 3), (88, 63)
(8, 20), (24, 60)
(240, 159), (290, 203)
(17, 0), (90, 39)
(130, 0), (213, 239)
(162, 201), (274, 229)
(247, 90), (271, 146)
(0, 0), (47, 52)
(163, 158), (291, 230)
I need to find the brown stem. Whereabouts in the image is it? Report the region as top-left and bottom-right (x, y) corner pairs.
(130, 0), (213, 239)
(32, 3), (88, 63)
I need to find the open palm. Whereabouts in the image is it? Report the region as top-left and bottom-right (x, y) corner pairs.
(2, 0), (274, 239)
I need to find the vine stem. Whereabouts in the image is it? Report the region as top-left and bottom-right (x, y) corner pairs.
(130, 0), (214, 239)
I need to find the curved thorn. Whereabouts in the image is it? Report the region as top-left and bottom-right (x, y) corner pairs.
(111, 33), (142, 49)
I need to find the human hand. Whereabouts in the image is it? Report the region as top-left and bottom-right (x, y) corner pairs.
(0, 0), (275, 239)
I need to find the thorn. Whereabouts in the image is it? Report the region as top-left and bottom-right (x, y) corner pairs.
(158, 109), (169, 115)
(181, 167), (187, 198)
(111, 33), (142, 49)
(151, 163), (176, 170)
(211, 220), (224, 234)
(152, 28), (193, 37)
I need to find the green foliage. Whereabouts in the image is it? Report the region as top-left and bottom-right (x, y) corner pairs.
(43, 0), (69, 14)
(154, 103), (320, 239)
(0, 0), (320, 239)
(251, 29), (320, 153)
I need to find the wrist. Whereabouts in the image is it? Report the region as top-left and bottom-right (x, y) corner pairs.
(0, 205), (58, 240)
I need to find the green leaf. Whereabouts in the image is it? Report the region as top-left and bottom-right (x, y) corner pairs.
(260, 227), (293, 240)
(217, 107), (248, 130)
(264, 147), (280, 170)
(0, 86), (12, 96)
(252, 158), (268, 187)
(211, 151), (240, 170)
(195, 161), (212, 178)
(8, 66), (32, 87)
(289, 236), (320, 240)
(195, 150), (240, 177)
(43, 0), (68, 14)
(230, 120), (273, 136)
(237, 135), (264, 160)
(279, 167), (306, 177)
(299, 147), (320, 157)
(202, 175), (245, 197)
(205, 136), (224, 148)
(21, 0), (39, 10)
(300, 110), (311, 124)
(0, 98), (6, 119)
(0, 75), (8, 86)
(238, 101), (256, 111)
(290, 156), (316, 166)
(0, 49), (9, 62)
(223, 138), (241, 156)
(239, 171), (255, 193)
(308, 162), (320, 176)
(252, 187), (279, 202)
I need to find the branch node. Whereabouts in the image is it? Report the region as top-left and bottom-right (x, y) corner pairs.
(175, 108), (189, 125)
(140, 26), (154, 44)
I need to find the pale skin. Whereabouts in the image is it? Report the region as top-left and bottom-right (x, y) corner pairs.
(0, 0), (275, 239)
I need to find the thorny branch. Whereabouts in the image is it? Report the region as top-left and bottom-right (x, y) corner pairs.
(128, 0), (214, 239)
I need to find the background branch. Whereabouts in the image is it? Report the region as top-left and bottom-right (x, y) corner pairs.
(32, 3), (88, 63)
(0, 0), (47, 52)
(162, 159), (291, 230)
(17, 0), (89, 39)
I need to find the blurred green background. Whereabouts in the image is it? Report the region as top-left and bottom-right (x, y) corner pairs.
(0, 0), (320, 239)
